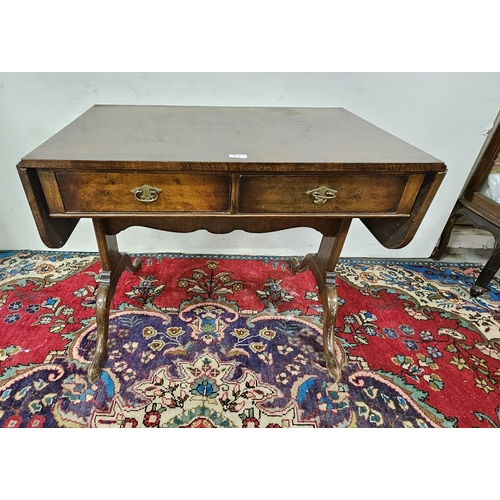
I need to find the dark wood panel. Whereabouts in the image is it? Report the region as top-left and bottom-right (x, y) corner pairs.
(469, 193), (500, 222)
(462, 110), (500, 200)
(54, 172), (231, 213)
(238, 174), (410, 214)
(105, 216), (345, 237)
(362, 170), (446, 249)
(19, 105), (444, 167)
(17, 167), (78, 248)
(18, 159), (446, 174)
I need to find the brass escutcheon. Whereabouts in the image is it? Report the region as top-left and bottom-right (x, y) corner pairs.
(130, 185), (162, 203)
(306, 186), (337, 204)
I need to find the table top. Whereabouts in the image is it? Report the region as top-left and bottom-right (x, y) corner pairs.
(20, 105), (444, 172)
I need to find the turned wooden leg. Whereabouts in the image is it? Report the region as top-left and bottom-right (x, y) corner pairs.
(291, 218), (351, 382)
(470, 239), (500, 297)
(88, 219), (142, 384)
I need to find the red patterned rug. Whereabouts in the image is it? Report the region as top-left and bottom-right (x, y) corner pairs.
(1, 250), (500, 428)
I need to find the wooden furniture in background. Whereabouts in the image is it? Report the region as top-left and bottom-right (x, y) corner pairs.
(17, 105), (446, 383)
(432, 110), (500, 296)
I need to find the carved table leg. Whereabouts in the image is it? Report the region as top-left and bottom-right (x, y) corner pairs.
(291, 218), (351, 382)
(88, 219), (142, 384)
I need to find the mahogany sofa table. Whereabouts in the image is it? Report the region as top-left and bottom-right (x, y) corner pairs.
(17, 105), (446, 384)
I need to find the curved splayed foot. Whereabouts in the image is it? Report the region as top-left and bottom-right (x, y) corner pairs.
(470, 285), (487, 297)
(88, 274), (112, 384)
(88, 253), (142, 384)
(292, 253), (344, 382)
(321, 278), (343, 382)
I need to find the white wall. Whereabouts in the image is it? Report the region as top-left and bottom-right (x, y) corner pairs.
(1, 72), (499, 258)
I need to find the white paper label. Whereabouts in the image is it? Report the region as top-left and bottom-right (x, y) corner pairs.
(229, 154), (248, 158)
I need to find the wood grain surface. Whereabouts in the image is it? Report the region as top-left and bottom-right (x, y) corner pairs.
(19, 105), (444, 169)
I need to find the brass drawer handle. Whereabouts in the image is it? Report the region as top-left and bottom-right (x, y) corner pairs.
(130, 185), (162, 203)
(306, 186), (337, 204)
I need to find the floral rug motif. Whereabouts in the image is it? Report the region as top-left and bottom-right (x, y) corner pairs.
(1, 251), (500, 428)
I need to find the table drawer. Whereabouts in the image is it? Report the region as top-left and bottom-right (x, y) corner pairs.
(238, 174), (424, 215)
(49, 172), (231, 213)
